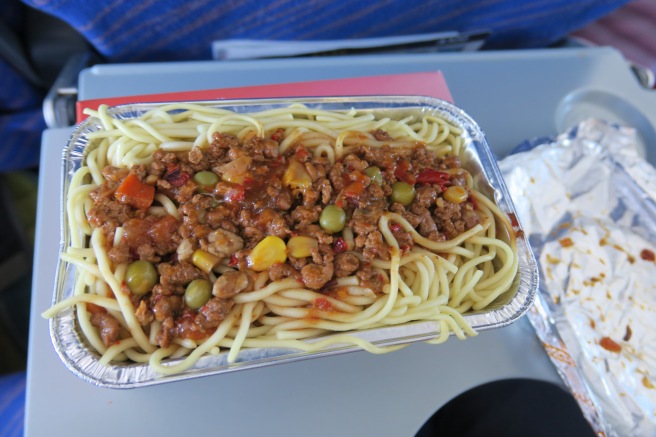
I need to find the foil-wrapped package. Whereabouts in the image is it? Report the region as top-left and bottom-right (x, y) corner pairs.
(499, 119), (656, 437)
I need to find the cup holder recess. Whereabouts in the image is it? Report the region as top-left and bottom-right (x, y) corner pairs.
(555, 89), (656, 165)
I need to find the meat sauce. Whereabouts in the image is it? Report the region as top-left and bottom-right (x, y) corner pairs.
(86, 131), (480, 347)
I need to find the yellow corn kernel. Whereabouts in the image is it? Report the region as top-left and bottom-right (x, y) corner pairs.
(443, 186), (468, 204)
(282, 160), (312, 189)
(192, 249), (221, 273)
(248, 236), (287, 271)
(287, 235), (318, 258)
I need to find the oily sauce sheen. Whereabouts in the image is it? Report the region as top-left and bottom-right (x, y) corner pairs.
(85, 130), (481, 349)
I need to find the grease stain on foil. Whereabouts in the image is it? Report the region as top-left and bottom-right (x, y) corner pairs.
(500, 119), (656, 437)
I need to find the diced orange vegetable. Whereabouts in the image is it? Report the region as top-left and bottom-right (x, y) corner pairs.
(343, 180), (365, 198)
(248, 236), (287, 271)
(287, 236), (318, 258)
(114, 173), (155, 209)
(282, 160), (312, 189)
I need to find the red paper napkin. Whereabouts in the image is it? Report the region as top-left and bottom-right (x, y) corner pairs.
(76, 71), (452, 122)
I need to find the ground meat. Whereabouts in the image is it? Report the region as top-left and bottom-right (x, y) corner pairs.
(410, 205), (438, 238)
(390, 227), (414, 252)
(461, 203), (480, 229)
(334, 253), (360, 277)
(114, 215), (180, 263)
(287, 255), (308, 270)
(108, 240), (131, 265)
(176, 180), (197, 203)
(362, 230), (390, 260)
(206, 228), (244, 258)
(269, 263), (301, 282)
(350, 207), (384, 236)
(298, 224), (333, 245)
(302, 186), (320, 206)
(267, 212), (291, 238)
(176, 238), (195, 262)
(135, 300), (154, 326)
(363, 145), (397, 170)
(443, 155), (461, 168)
(244, 136), (279, 159)
(101, 166), (129, 183)
(434, 197), (465, 239)
(156, 316), (175, 348)
(87, 199), (134, 235)
(372, 129), (393, 141)
(275, 190), (293, 211)
(90, 312), (120, 347)
(291, 205), (320, 227)
(310, 244), (334, 265)
(213, 271), (252, 298)
(318, 178), (333, 204)
(87, 128), (485, 347)
(356, 264), (387, 293)
(304, 161), (321, 181)
(158, 262), (206, 290)
(205, 204), (235, 228)
(196, 298), (234, 330)
(342, 154), (368, 172)
(328, 162), (346, 191)
(366, 181), (385, 200)
(241, 226), (265, 248)
(415, 185), (440, 208)
(188, 146), (203, 165)
(152, 295), (183, 322)
(301, 263), (334, 290)
(129, 164), (148, 180)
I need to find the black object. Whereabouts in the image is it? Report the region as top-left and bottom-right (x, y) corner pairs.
(416, 378), (597, 437)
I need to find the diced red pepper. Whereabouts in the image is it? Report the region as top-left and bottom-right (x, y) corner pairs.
(165, 163), (190, 188)
(228, 254), (239, 267)
(389, 223), (402, 233)
(294, 147), (310, 161)
(271, 128), (285, 142)
(334, 237), (348, 253)
(416, 169), (450, 190)
(224, 184), (245, 203)
(394, 159), (416, 185)
(114, 173), (155, 209)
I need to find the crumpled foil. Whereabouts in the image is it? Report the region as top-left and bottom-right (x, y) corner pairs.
(499, 119), (656, 437)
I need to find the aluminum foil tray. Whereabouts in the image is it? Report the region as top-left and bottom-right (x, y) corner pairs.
(49, 96), (538, 388)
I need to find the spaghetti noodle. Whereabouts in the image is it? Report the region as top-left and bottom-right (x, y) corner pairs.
(43, 102), (518, 375)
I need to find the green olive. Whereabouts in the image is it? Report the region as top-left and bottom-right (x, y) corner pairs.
(184, 279), (212, 310)
(364, 166), (383, 185)
(391, 182), (416, 206)
(193, 171), (219, 188)
(320, 205), (346, 233)
(125, 260), (158, 296)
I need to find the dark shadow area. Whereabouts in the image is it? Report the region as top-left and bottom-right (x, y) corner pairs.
(416, 378), (597, 437)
